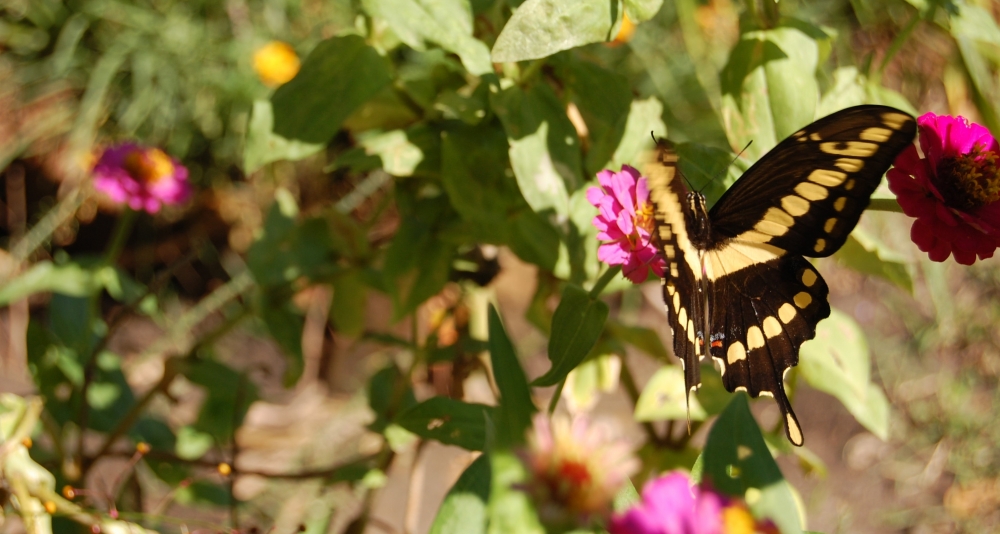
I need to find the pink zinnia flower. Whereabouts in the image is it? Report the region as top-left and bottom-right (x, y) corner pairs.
(887, 112), (1000, 265)
(92, 143), (191, 213)
(609, 471), (779, 534)
(587, 165), (666, 282)
(520, 413), (638, 531)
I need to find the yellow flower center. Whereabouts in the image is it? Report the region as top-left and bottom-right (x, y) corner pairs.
(934, 145), (1000, 211)
(253, 41), (301, 86)
(721, 505), (757, 534)
(123, 148), (175, 185)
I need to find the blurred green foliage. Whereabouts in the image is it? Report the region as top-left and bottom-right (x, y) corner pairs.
(4, 0), (1000, 532)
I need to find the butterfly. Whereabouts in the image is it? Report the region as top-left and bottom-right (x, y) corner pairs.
(644, 105), (916, 446)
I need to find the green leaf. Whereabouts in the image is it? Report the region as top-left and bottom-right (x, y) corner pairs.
(247, 189), (337, 287)
(0, 261), (140, 306)
(428, 454), (491, 534)
(491, 0), (620, 62)
(357, 129), (425, 177)
(383, 216), (457, 320)
(487, 452), (544, 534)
(394, 397), (492, 450)
(257, 294), (305, 386)
(271, 35), (392, 143)
(798, 309), (890, 440)
(634, 365), (707, 421)
(720, 25), (824, 160)
(243, 100), (323, 174)
(331, 269), (368, 338)
(563, 354), (620, 412)
(613, 479), (640, 512)
(835, 228), (912, 293)
(176, 425), (214, 460)
(508, 210), (561, 271)
(186, 359), (258, 444)
(558, 58), (632, 177)
(607, 97), (667, 172)
(491, 83), (581, 217)
(533, 284), (609, 387)
(624, 0), (663, 22)
(362, 0), (493, 75)
(487, 305), (536, 448)
(369, 364), (417, 433)
(951, 4), (1000, 132)
(607, 322), (669, 360)
(703, 394), (803, 534)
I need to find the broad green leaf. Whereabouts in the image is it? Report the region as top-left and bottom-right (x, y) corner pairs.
(362, 0), (493, 75)
(491, 0), (620, 62)
(634, 365), (707, 421)
(799, 309), (890, 440)
(176, 425), (214, 460)
(248, 189), (338, 287)
(369, 365), (417, 433)
(357, 129), (424, 177)
(721, 25), (825, 160)
(271, 35), (392, 143)
(487, 305), (536, 448)
(186, 359), (258, 444)
(487, 452), (544, 534)
(243, 100), (323, 174)
(558, 185), (601, 284)
(440, 122), (520, 241)
(394, 397), (492, 450)
(817, 67), (866, 117)
(835, 228), (913, 293)
(607, 321), (669, 360)
(607, 97), (666, 172)
(533, 284), (610, 386)
(562, 354), (620, 413)
(508, 210), (561, 271)
(331, 270), (368, 338)
(703, 394), (803, 534)
(428, 454), (491, 534)
(491, 83), (581, 217)
(557, 58), (632, 177)
(624, 0), (663, 22)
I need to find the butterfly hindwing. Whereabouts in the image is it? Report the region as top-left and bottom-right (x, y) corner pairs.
(646, 105), (916, 446)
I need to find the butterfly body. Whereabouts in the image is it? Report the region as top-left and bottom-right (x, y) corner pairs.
(645, 105), (917, 445)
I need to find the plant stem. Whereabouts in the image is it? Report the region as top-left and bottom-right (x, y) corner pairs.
(589, 265), (622, 298)
(868, 198), (905, 213)
(547, 378), (565, 414)
(875, 8), (924, 81)
(103, 208), (137, 266)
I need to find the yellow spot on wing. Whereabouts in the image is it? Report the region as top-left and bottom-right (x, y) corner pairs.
(814, 238), (826, 253)
(881, 112), (912, 130)
(764, 207), (794, 226)
(845, 178), (856, 190)
(794, 292), (813, 308)
(802, 269), (817, 287)
(778, 303), (796, 323)
(673, 291), (681, 311)
(859, 126), (893, 142)
(678, 307), (688, 328)
(746, 326), (765, 350)
(755, 219), (789, 237)
(795, 182), (828, 201)
(820, 141), (879, 157)
(727, 341), (747, 364)
(808, 169), (847, 187)
(835, 158), (863, 172)
(834, 197), (847, 211)
(824, 218), (837, 233)
(781, 195), (809, 217)
(786, 414), (803, 445)
(763, 316), (782, 338)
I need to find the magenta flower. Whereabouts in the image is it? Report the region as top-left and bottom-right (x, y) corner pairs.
(609, 471), (778, 534)
(887, 112), (1000, 265)
(520, 414), (638, 531)
(587, 165), (666, 283)
(92, 143), (191, 213)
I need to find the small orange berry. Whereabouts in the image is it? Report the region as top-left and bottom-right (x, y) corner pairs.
(135, 442), (151, 454)
(62, 485), (76, 499)
(218, 462), (232, 476)
(44, 501), (56, 514)
(253, 41), (301, 86)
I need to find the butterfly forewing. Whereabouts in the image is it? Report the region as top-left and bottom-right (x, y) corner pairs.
(646, 105), (916, 446)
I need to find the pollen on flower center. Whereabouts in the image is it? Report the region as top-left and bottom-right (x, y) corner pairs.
(123, 148), (175, 185)
(932, 145), (1000, 211)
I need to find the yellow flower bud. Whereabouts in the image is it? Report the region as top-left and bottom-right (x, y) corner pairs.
(253, 41), (301, 86)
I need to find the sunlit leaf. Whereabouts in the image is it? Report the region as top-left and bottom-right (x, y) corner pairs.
(835, 228), (913, 293)
(799, 309), (890, 440)
(533, 284), (609, 387)
(492, 0), (620, 62)
(394, 396), (492, 450)
(243, 100), (323, 174)
(428, 454), (491, 534)
(634, 365), (707, 421)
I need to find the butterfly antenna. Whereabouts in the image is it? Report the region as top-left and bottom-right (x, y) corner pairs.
(696, 140), (753, 195)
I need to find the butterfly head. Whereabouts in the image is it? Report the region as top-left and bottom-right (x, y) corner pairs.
(685, 191), (712, 246)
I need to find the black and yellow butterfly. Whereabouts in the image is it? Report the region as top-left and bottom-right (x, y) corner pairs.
(645, 105), (916, 446)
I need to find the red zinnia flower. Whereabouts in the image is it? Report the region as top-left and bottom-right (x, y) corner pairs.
(587, 165), (666, 282)
(887, 112), (1000, 265)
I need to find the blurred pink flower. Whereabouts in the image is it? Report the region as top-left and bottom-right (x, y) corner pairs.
(520, 413), (638, 531)
(609, 471), (778, 534)
(887, 112), (1000, 265)
(92, 143), (191, 213)
(587, 165), (665, 283)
